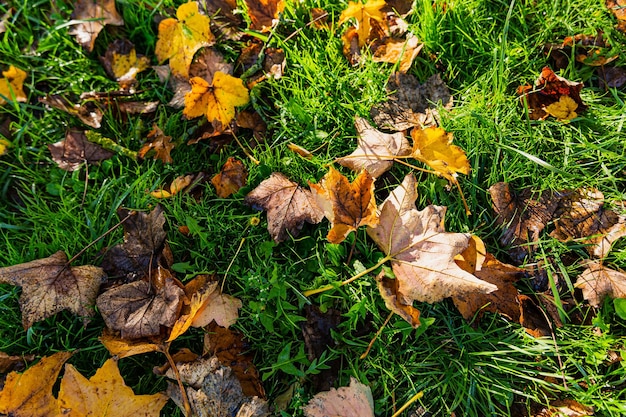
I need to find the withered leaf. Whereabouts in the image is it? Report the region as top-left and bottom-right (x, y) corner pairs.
(0, 251), (105, 329)
(151, 174), (194, 199)
(372, 34), (423, 73)
(310, 167), (378, 244)
(310, 8), (330, 30)
(245, 172), (324, 243)
(69, 0), (124, 52)
(138, 124), (175, 164)
(212, 157), (248, 198)
(576, 262), (626, 307)
(598, 66), (626, 89)
(48, 129), (114, 171)
(371, 72), (453, 131)
(100, 39), (150, 89)
(606, 0), (626, 33)
(96, 275), (184, 339)
(377, 270), (421, 327)
(245, 0), (285, 32)
(0, 352), (34, 375)
(99, 332), (161, 358)
(203, 0), (243, 40)
(342, 26), (361, 66)
(39, 95), (103, 128)
(532, 399), (594, 417)
(0, 8), (12, 35)
(303, 377), (375, 417)
(336, 116), (410, 178)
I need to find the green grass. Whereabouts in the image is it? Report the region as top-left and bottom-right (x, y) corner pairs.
(1, 0), (626, 416)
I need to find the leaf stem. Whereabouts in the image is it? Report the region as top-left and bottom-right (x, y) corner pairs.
(163, 343), (193, 417)
(360, 311), (393, 360)
(391, 390), (424, 417)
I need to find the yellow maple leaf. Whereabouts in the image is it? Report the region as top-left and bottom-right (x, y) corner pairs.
(183, 71), (250, 128)
(338, 0), (387, 47)
(411, 126), (470, 183)
(0, 65), (27, 105)
(155, 1), (214, 78)
(544, 95), (578, 121)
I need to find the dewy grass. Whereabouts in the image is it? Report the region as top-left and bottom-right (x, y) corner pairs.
(1, 0), (626, 415)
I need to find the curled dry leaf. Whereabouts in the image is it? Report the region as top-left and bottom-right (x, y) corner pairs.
(0, 65), (27, 106)
(99, 331), (161, 358)
(69, 0), (124, 52)
(372, 33), (423, 73)
(310, 167), (378, 244)
(338, 0), (387, 47)
(48, 129), (113, 171)
(0, 251), (105, 329)
(212, 157), (248, 198)
(245, 0), (285, 32)
(303, 377), (375, 417)
(245, 172), (324, 243)
(336, 116), (410, 178)
(0, 8), (11, 34)
(576, 262), (626, 307)
(138, 124), (175, 164)
(40, 95), (103, 128)
(377, 270), (421, 327)
(151, 174), (195, 199)
(58, 358), (168, 417)
(100, 39), (150, 89)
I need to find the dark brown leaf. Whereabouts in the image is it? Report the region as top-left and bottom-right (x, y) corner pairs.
(0, 352), (34, 375)
(39, 95), (103, 129)
(203, 0), (244, 40)
(301, 305), (341, 392)
(48, 129), (113, 171)
(245, 0), (285, 32)
(211, 157), (247, 198)
(598, 66), (626, 89)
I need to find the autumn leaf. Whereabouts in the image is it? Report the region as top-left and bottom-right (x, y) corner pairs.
(39, 94), (103, 128)
(48, 129), (114, 171)
(532, 399), (594, 417)
(212, 157), (248, 198)
(310, 167), (378, 244)
(376, 270), (421, 327)
(606, 0), (626, 33)
(303, 377), (375, 417)
(138, 124), (176, 164)
(245, 0), (285, 32)
(0, 138), (9, 156)
(0, 352), (71, 417)
(151, 174), (194, 199)
(69, 0), (124, 52)
(0, 65), (27, 105)
(0, 251), (105, 329)
(0, 8), (11, 34)
(99, 332), (161, 358)
(155, 1), (214, 78)
(598, 66), (626, 89)
(0, 352), (34, 375)
(342, 26), (361, 66)
(204, 0), (244, 40)
(100, 39), (150, 89)
(372, 33), (423, 73)
(184, 72), (250, 129)
(336, 116), (410, 178)
(339, 0), (387, 47)
(411, 126), (471, 183)
(245, 172), (324, 243)
(576, 262), (626, 307)
(544, 95), (578, 121)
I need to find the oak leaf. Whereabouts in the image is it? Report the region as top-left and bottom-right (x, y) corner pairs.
(184, 72), (250, 129)
(138, 124), (175, 164)
(310, 167), (378, 244)
(0, 351), (72, 417)
(0, 251), (105, 329)
(69, 0), (124, 52)
(245, 172), (324, 243)
(58, 358), (168, 417)
(372, 33), (423, 73)
(576, 262), (626, 307)
(0, 65), (27, 105)
(48, 129), (114, 171)
(303, 377), (375, 417)
(339, 0), (387, 47)
(245, 0), (285, 32)
(212, 157), (248, 198)
(155, 1), (214, 78)
(100, 39), (150, 89)
(336, 116), (411, 178)
(411, 126), (471, 183)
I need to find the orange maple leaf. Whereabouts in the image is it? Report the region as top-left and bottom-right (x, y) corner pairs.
(338, 0), (387, 47)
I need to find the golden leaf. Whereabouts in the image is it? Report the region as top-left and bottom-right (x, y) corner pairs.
(410, 126), (471, 183)
(0, 65), (27, 105)
(544, 95), (578, 121)
(339, 0), (387, 47)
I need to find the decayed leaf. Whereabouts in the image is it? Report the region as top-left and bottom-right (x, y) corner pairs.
(203, 0), (243, 39)
(310, 167), (378, 244)
(245, 0), (285, 32)
(411, 126), (471, 183)
(336, 116), (410, 178)
(151, 174), (195, 199)
(155, 1), (214, 78)
(58, 358), (168, 417)
(576, 262), (626, 307)
(597, 66), (626, 89)
(69, 0), (124, 52)
(371, 72), (453, 131)
(0, 65), (26, 106)
(99, 332), (161, 358)
(0, 351), (72, 417)
(138, 124), (176, 164)
(40, 95), (103, 128)
(339, 0), (387, 47)
(100, 39), (150, 89)
(367, 174), (496, 313)
(245, 172), (324, 243)
(303, 377), (375, 417)
(377, 270), (421, 327)
(310, 8), (330, 29)
(184, 72), (250, 129)
(517, 66), (587, 120)
(48, 129), (114, 171)
(0, 251), (105, 329)
(166, 356), (269, 417)
(0, 352), (34, 375)
(545, 31), (617, 69)
(372, 33), (423, 73)
(212, 157), (248, 198)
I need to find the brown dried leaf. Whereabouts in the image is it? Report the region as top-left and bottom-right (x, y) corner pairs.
(0, 352), (34, 375)
(100, 39), (150, 89)
(138, 124), (176, 164)
(69, 0), (124, 52)
(376, 271), (421, 327)
(245, 0), (285, 32)
(372, 34), (423, 73)
(212, 157), (248, 198)
(245, 172), (324, 243)
(597, 66), (626, 89)
(48, 129), (113, 171)
(606, 0), (626, 33)
(301, 305), (342, 392)
(336, 116), (410, 178)
(40, 95), (103, 129)
(303, 377), (375, 417)
(576, 262), (626, 307)
(0, 251), (105, 329)
(191, 287), (242, 329)
(310, 8), (330, 29)
(203, 0), (244, 40)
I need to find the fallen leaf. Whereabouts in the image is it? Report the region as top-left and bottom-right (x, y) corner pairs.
(0, 352), (72, 417)
(245, 172), (324, 243)
(0, 352), (34, 374)
(69, 0), (124, 52)
(410, 126), (471, 184)
(303, 377), (375, 417)
(517, 66), (587, 120)
(100, 39), (150, 89)
(0, 8), (11, 34)
(338, 0), (387, 47)
(151, 174), (195, 199)
(58, 358), (168, 417)
(597, 66), (626, 89)
(236, 109), (267, 142)
(310, 8), (330, 29)
(0, 251), (105, 329)
(212, 157), (248, 198)
(0, 138), (9, 156)
(372, 33), (423, 73)
(544, 95), (578, 121)
(606, 0), (626, 33)
(376, 270), (421, 327)
(310, 167), (378, 244)
(342, 26), (362, 66)
(138, 124), (176, 164)
(532, 399), (594, 417)
(155, 1), (214, 78)
(190, 47), (235, 84)
(301, 305), (342, 392)
(245, 0), (285, 32)
(576, 262), (626, 307)
(453, 235), (487, 274)
(371, 72), (453, 131)
(0, 65), (27, 105)
(39, 95), (103, 128)
(203, 0), (243, 39)
(336, 116), (411, 178)
(564, 32), (617, 66)
(188, 276), (242, 329)
(288, 143), (313, 158)
(99, 332), (161, 358)
(184, 72), (250, 129)
(48, 129), (114, 171)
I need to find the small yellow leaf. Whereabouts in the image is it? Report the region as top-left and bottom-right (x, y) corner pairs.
(411, 126), (470, 183)
(0, 138), (10, 156)
(338, 0), (387, 47)
(544, 95), (578, 121)
(0, 66), (27, 105)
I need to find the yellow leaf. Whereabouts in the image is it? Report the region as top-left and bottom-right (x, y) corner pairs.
(0, 65), (27, 105)
(338, 0), (387, 47)
(155, 1), (214, 78)
(0, 138), (10, 156)
(544, 95), (578, 121)
(411, 126), (470, 183)
(183, 72), (249, 129)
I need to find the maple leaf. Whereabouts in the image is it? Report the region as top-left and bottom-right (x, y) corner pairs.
(0, 251), (105, 329)
(336, 116), (410, 178)
(58, 358), (168, 417)
(0, 352), (71, 417)
(138, 124), (176, 164)
(339, 0), (387, 47)
(212, 157), (248, 198)
(576, 262), (626, 307)
(0, 65), (27, 106)
(48, 129), (114, 171)
(366, 174), (496, 314)
(411, 126), (471, 183)
(155, 1), (214, 78)
(151, 174), (195, 199)
(100, 39), (150, 90)
(69, 0), (124, 52)
(184, 72), (250, 129)
(372, 33), (423, 73)
(245, 172), (324, 243)
(245, 0), (285, 32)
(310, 167), (378, 244)
(204, 0), (244, 40)
(303, 377), (375, 417)
(606, 0), (626, 33)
